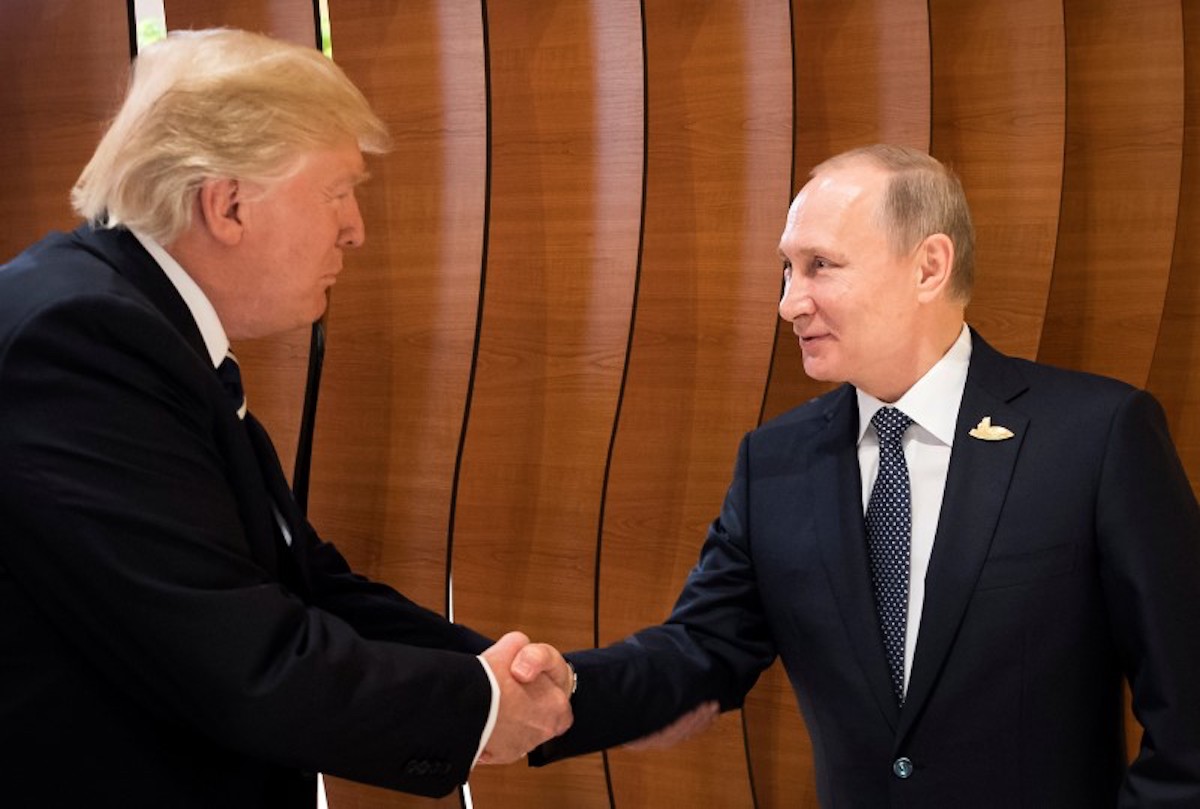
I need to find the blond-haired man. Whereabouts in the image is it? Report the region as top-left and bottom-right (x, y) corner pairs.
(0, 29), (569, 807)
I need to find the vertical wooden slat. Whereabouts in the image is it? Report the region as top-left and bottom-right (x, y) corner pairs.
(305, 2), (488, 806)
(0, 0), (132, 262)
(929, 0), (1065, 360)
(450, 1), (643, 806)
(1148, 0), (1200, 499)
(162, 0), (320, 476)
(1038, 0), (1184, 388)
(599, 2), (792, 808)
(746, 3), (929, 807)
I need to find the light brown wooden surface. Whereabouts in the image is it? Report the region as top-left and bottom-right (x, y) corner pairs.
(1148, 0), (1200, 499)
(597, 2), (793, 808)
(306, 2), (488, 806)
(930, 0), (1065, 360)
(1038, 0), (1185, 387)
(450, 1), (643, 806)
(0, 0), (131, 262)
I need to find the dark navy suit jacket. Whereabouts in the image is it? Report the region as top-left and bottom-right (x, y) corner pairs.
(535, 328), (1200, 808)
(0, 226), (492, 806)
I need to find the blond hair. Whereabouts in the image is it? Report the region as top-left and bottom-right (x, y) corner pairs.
(72, 28), (391, 243)
(814, 144), (975, 302)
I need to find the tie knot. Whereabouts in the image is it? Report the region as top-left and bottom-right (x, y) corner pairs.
(216, 352), (247, 420)
(872, 407), (911, 445)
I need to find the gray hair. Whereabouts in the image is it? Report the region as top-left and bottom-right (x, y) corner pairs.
(814, 144), (975, 302)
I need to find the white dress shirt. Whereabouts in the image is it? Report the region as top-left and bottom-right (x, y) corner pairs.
(856, 324), (971, 697)
(129, 229), (499, 766)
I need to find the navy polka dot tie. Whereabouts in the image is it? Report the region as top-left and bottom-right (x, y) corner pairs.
(866, 406), (912, 704)
(216, 351), (247, 420)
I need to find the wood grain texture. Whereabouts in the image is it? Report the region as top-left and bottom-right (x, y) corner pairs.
(930, 0), (1065, 360)
(0, 0), (131, 262)
(163, 0), (320, 477)
(307, 2), (487, 806)
(747, 3), (929, 806)
(164, 0), (316, 45)
(1038, 0), (1184, 387)
(450, 1), (643, 806)
(598, 2), (792, 807)
(1148, 0), (1200, 500)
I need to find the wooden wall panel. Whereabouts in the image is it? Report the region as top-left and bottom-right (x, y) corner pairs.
(0, 0), (131, 262)
(598, 2), (792, 808)
(305, 2), (488, 807)
(1148, 0), (1200, 501)
(163, 0), (320, 478)
(746, 3), (929, 807)
(450, 1), (643, 806)
(930, 0), (1065, 360)
(1038, 0), (1184, 387)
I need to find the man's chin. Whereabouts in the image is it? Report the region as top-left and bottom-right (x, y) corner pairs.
(801, 357), (838, 383)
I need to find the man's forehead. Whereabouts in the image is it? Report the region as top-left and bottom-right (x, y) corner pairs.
(786, 168), (879, 227)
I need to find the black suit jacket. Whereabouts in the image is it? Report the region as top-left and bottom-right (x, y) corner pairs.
(535, 330), (1200, 808)
(0, 226), (493, 806)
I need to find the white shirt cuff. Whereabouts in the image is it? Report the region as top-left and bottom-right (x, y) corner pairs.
(473, 656), (501, 768)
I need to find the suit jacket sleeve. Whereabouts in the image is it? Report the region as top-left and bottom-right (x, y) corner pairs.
(532, 434), (776, 764)
(0, 293), (489, 797)
(1099, 390), (1200, 806)
(301, 530), (492, 655)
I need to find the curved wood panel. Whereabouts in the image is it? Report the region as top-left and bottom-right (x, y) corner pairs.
(1148, 0), (1200, 497)
(599, 2), (792, 808)
(450, 1), (643, 806)
(163, 0), (320, 476)
(929, 0), (1065, 360)
(306, 2), (487, 807)
(1038, 0), (1184, 388)
(748, 3), (928, 807)
(164, 0), (316, 45)
(0, 0), (132, 262)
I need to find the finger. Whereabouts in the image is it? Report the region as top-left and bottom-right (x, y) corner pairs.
(510, 643), (553, 683)
(482, 631), (531, 668)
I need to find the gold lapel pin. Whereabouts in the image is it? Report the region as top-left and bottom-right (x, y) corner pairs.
(969, 416), (1014, 441)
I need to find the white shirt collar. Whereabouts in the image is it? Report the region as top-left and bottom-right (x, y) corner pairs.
(130, 229), (229, 369)
(856, 323), (972, 448)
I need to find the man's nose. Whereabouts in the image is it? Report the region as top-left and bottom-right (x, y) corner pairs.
(778, 276), (814, 322)
(339, 192), (366, 249)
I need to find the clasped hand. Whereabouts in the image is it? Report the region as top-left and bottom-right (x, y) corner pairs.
(477, 632), (574, 764)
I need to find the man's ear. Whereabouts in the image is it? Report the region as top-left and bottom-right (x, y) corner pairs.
(914, 233), (954, 303)
(196, 178), (244, 246)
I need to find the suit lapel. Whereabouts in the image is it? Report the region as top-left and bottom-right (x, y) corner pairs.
(815, 385), (901, 730)
(71, 226), (209, 361)
(73, 226), (309, 590)
(896, 333), (1029, 744)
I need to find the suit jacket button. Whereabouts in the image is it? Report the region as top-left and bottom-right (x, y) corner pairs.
(892, 757), (914, 779)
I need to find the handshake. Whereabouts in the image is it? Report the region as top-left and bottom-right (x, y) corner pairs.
(476, 631), (720, 765)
